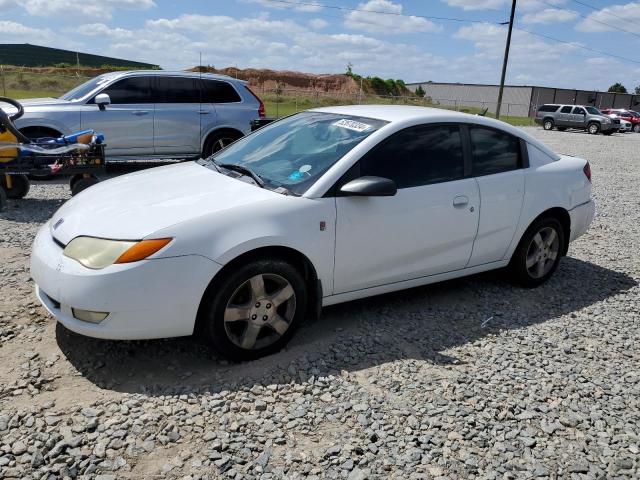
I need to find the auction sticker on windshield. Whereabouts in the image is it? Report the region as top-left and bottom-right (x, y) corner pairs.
(332, 119), (372, 132)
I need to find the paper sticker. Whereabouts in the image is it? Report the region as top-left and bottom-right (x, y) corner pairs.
(288, 170), (305, 181)
(332, 119), (372, 132)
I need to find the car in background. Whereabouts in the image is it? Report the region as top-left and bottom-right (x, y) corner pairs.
(9, 71), (265, 164)
(609, 115), (632, 133)
(600, 108), (640, 133)
(31, 106), (595, 360)
(535, 104), (618, 135)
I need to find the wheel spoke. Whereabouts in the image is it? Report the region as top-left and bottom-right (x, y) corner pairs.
(240, 323), (262, 349)
(216, 139), (225, 150)
(268, 315), (290, 335)
(545, 229), (557, 248)
(548, 250), (558, 261)
(536, 259), (546, 277)
(224, 306), (251, 322)
(269, 284), (294, 307)
(249, 275), (266, 300)
(526, 253), (538, 269)
(533, 233), (544, 249)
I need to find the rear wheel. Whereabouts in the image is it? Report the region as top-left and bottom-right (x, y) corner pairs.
(0, 174), (30, 199)
(202, 131), (242, 159)
(0, 187), (6, 212)
(510, 217), (565, 288)
(543, 119), (554, 131)
(71, 175), (100, 196)
(199, 259), (307, 361)
(587, 122), (600, 135)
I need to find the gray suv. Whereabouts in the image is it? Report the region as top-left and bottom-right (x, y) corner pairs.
(535, 104), (619, 135)
(11, 70), (264, 161)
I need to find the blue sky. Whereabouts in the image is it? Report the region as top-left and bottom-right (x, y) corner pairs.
(2, 0), (640, 91)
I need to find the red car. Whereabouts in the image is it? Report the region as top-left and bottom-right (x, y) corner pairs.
(600, 109), (640, 133)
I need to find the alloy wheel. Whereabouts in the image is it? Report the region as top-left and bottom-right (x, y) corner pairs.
(223, 273), (296, 350)
(525, 227), (560, 279)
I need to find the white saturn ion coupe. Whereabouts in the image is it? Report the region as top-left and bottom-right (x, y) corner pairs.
(31, 106), (595, 360)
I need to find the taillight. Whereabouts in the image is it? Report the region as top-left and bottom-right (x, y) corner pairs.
(245, 86), (265, 118)
(583, 162), (592, 182)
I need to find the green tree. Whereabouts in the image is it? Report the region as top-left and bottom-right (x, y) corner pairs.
(635, 85), (640, 95)
(608, 82), (628, 93)
(415, 85), (426, 97)
(346, 62), (353, 77)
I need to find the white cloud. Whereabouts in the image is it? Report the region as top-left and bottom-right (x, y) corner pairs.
(243, 0), (322, 13)
(308, 18), (328, 29)
(18, 0), (155, 19)
(76, 23), (134, 39)
(344, 0), (442, 34)
(444, 0), (568, 12)
(576, 2), (640, 32)
(521, 8), (579, 24)
(0, 20), (77, 48)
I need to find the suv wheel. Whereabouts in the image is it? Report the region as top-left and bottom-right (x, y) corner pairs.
(587, 122), (600, 135)
(543, 119), (554, 131)
(199, 259), (307, 361)
(510, 217), (564, 288)
(202, 131), (242, 159)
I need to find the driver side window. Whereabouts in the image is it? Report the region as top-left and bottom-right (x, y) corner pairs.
(92, 77), (151, 104)
(358, 124), (465, 189)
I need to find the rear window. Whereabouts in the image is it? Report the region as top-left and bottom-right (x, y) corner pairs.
(538, 105), (559, 112)
(201, 79), (241, 103)
(560, 106), (573, 113)
(155, 77), (200, 103)
(470, 127), (521, 177)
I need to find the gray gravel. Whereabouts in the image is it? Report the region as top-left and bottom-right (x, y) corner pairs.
(1, 128), (639, 479)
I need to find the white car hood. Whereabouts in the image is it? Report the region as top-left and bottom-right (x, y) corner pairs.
(50, 162), (280, 245)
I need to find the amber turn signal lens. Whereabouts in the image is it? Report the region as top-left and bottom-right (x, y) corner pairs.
(115, 238), (172, 264)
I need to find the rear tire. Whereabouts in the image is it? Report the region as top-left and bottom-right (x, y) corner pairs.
(587, 122), (600, 135)
(0, 187), (6, 212)
(1, 174), (30, 199)
(202, 131), (242, 159)
(543, 119), (554, 131)
(71, 175), (100, 196)
(199, 258), (307, 361)
(509, 217), (565, 288)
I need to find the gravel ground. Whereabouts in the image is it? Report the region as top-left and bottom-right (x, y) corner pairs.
(1, 127), (639, 479)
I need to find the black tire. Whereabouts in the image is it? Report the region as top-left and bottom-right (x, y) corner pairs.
(202, 131), (242, 159)
(199, 259), (307, 361)
(509, 217), (565, 288)
(633, 124), (640, 133)
(69, 173), (84, 191)
(542, 119), (554, 131)
(587, 122), (600, 135)
(71, 176), (100, 196)
(557, 127), (567, 131)
(0, 174), (30, 199)
(0, 187), (6, 212)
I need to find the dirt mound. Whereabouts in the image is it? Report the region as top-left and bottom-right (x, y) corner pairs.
(189, 66), (362, 93)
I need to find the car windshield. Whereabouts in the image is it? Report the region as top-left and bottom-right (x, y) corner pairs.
(585, 106), (601, 115)
(59, 74), (115, 101)
(203, 111), (388, 195)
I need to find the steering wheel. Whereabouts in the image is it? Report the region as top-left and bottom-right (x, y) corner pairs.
(0, 97), (30, 143)
(0, 97), (24, 122)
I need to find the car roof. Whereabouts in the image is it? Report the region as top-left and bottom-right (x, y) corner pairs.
(101, 70), (245, 84)
(311, 104), (560, 160)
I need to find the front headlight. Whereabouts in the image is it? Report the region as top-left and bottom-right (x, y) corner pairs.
(63, 237), (172, 269)
(604, 117), (611, 123)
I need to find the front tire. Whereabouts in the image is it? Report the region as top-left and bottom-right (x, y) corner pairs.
(587, 122), (600, 135)
(510, 217), (565, 288)
(1, 174), (30, 199)
(200, 259), (307, 361)
(71, 175), (100, 196)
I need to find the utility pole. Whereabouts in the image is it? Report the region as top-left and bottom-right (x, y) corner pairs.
(496, 0), (516, 120)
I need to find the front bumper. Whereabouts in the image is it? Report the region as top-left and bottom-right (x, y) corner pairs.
(568, 200), (595, 243)
(30, 225), (222, 340)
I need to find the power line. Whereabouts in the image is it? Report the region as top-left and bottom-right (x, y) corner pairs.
(571, 0), (639, 28)
(262, 0), (493, 24)
(541, 0), (640, 41)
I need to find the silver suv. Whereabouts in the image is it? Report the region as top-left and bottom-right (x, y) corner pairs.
(535, 104), (619, 135)
(12, 70), (264, 161)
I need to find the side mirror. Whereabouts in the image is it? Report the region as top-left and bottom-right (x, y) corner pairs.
(94, 93), (111, 110)
(339, 176), (397, 197)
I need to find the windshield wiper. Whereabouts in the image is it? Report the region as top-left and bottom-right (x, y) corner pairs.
(216, 161), (265, 188)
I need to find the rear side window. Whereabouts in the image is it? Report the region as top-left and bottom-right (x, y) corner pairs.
(538, 105), (559, 113)
(98, 77), (151, 104)
(201, 80), (241, 103)
(560, 106), (573, 113)
(155, 77), (199, 103)
(470, 127), (521, 176)
(360, 124), (464, 189)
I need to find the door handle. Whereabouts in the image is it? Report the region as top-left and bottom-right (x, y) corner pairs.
(453, 195), (469, 207)
(132, 110), (149, 116)
(198, 110), (211, 115)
